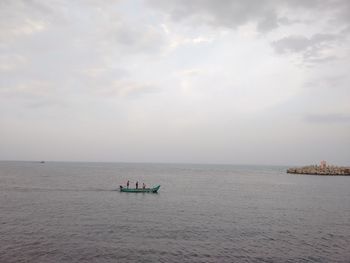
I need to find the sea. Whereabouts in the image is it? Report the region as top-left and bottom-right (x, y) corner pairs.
(0, 161), (349, 263)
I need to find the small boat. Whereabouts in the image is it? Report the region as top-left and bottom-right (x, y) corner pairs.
(119, 185), (160, 193)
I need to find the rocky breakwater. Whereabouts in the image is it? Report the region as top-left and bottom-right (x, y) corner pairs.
(287, 165), (350, 175)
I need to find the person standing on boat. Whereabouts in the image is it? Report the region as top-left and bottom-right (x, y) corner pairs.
(127, 180), (130, 189)
(136, 181), (138, 189)
(142, 183), (146, 189)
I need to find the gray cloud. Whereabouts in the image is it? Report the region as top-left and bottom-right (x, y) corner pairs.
(107, 21), (166, 54)
(0, 0), (166, 55)
(146, 0), (350, 31)
(147, 0), (350, 65)
(0, 0), (166, 109)
(272, 35), (313, 53)
(305, 75), (348, 90)
(271, 34), (341, 63)
(1, 0), (349, 164)
(147, 0), (280, 32)
(305, 114), (350, 124)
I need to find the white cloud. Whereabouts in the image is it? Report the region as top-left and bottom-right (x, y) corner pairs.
(94, 80), (159, 98)
(0, 54), (27, 71)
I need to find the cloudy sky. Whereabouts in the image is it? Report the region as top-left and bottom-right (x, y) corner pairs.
(1, 0), (349, 165)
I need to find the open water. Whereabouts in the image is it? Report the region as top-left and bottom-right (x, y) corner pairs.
(0, 161), (349, 262)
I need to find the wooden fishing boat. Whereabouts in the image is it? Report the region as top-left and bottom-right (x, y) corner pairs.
(119, 185), (160, 193)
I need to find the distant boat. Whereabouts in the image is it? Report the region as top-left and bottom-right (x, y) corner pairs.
(40, 161), (45, 164)
(119, 185), (160, 193)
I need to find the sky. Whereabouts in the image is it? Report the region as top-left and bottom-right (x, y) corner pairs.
(0, 0), (349, 165)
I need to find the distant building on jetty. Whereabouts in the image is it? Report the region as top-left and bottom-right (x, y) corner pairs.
(287, 161), (350, 176)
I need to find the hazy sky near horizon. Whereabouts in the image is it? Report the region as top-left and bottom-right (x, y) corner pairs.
(1, 0), (350, 165)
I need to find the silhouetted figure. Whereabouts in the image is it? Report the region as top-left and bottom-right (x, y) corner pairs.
(127, 180), (130, 189)
(136, 181), (138, 189)
(142, 183), (146, 189)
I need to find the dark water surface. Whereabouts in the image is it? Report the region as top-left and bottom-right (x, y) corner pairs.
(0, 161), (349, 262)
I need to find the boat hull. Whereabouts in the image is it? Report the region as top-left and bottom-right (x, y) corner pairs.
(120, 185), (160, 193)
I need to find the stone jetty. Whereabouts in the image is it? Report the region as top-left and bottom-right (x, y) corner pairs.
(287, 162), (350, 176)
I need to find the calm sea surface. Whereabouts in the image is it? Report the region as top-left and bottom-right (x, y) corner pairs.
(0, 161), (349, 262)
